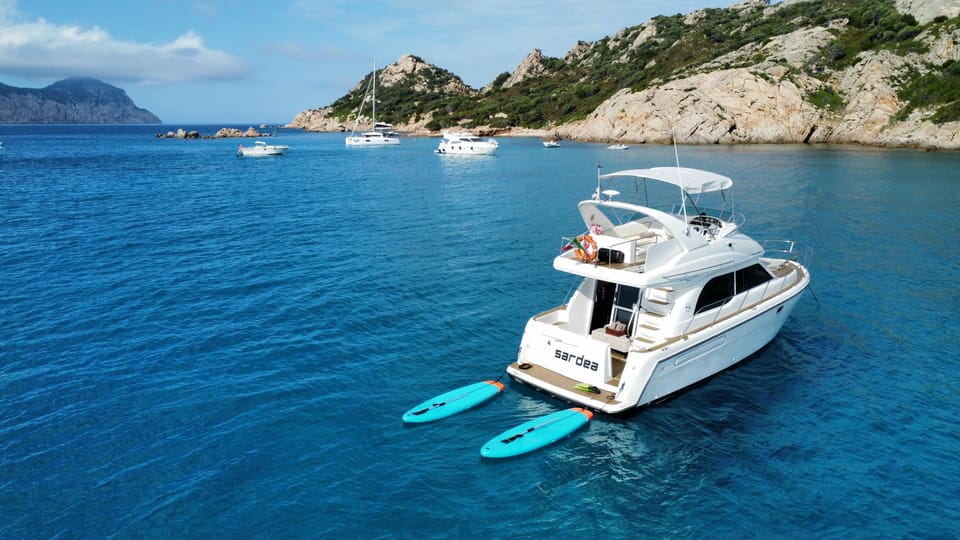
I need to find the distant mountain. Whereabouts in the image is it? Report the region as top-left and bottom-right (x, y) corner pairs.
(0, 78), (160, 124)
(289, 0), (960, 149)
(289, 55), (473, 133)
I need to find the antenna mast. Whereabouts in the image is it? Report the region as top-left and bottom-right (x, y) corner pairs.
(672, 129), (690, 223)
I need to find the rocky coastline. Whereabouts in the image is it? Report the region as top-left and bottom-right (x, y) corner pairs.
(287, 0), (960, 151)
(156, 127), (278, 140)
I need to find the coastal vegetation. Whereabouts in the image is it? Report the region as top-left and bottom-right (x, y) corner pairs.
(320, 0), (958, 132)
(895, 59), (960, 123)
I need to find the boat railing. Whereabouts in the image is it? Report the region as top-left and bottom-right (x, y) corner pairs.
(681, 277), (783, 336)
(652, 205), (745, 228)
(559, 235), (647, 269)
(760, 239), (814, 269)
(678, 241), (812, 336)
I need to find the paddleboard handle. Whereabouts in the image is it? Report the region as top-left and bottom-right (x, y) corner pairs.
(501, 427), (536, 444)
(402, 379), (506, 423)
(500, 408), (593, 444)
(410, 380), (503, 416)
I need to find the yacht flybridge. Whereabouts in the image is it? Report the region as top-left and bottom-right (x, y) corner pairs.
(506, 166), (811, 414)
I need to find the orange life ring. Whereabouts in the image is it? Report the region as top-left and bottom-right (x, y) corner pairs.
(575, 234), (598, 262)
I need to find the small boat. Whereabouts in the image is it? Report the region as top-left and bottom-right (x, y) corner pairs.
(543, 140), (560, 148)
(345, 62), (400, 146)
(607, 143), (629, 150)
(237, 140), (289, 157)
(435, 131), (498, 155)
(505, 165), (811, 415)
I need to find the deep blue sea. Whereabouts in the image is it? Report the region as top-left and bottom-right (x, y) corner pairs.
(1, 125), (958, 538)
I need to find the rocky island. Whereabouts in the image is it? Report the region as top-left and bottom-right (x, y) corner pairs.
(0, 78), (160, 124)
(288, 0), (960, 149)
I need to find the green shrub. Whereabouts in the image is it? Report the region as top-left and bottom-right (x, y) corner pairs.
(897, 61), (960, 123)
(808, 86), (845, 110)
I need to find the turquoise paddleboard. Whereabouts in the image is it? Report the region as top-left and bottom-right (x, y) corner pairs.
(402, 380), (505, 423)
(480, 407), (593, 458)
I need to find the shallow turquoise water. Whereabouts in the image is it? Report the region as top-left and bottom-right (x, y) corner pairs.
(1, 126), (958, 537)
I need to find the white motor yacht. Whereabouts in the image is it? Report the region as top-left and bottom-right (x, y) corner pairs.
(435, 131), (498, 155)
(506, 166), (811, 414)
(237, 140), (289, 157)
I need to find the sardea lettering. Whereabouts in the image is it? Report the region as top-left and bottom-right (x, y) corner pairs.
(554, 348), (599, 372)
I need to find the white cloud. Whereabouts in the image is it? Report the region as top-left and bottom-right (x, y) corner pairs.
(0, 8), (248, 85)
(260, 41), (360, 64)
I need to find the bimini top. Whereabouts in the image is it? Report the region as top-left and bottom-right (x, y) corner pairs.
(599, 167), (733, 194)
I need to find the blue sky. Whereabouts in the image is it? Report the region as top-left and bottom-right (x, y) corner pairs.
(0, 0), (735, 124)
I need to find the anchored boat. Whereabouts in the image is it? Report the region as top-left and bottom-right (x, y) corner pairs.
(237, 140), (289, 157)
(345, 61), (400, 147)
(506, 166), (811, 414)
(434, 131), (498, 155)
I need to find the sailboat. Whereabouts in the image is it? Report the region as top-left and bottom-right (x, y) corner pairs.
(345, 62), (400, 146)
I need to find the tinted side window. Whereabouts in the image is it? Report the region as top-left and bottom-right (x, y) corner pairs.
(735, 264), (772, 292)
(695, 273), (734, 313)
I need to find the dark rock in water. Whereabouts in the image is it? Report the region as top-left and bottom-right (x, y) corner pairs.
(209, 127), (271, 138)
(0, 78), (161, 124)
(156, 127), (272, 139)
(157, 129), (199, 139)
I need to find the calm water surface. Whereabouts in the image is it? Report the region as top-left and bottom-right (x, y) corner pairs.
(1, 125), (958, 538)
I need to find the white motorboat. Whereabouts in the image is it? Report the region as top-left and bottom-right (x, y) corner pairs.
(346, 62), (400, 146)
(506, 166), (811, 414)
(543, 140), (560, 148)
(237, 140), (289, 157)
(434, 131), (498, 155)
(608, 143), (629, 150)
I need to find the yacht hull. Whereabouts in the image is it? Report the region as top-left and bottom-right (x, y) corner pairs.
(634, 292), (803, 407)
(435, 145), (497, 155)
(345, 136), (400, 146)
(507, 280), (807, 415)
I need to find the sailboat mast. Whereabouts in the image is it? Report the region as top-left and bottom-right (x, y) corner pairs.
(372, 61), (376, 127)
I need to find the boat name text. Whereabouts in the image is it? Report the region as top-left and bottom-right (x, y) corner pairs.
(554, 349), (599, 372)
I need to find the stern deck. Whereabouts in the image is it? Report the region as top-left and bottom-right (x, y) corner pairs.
(509, 361), (623, 407)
